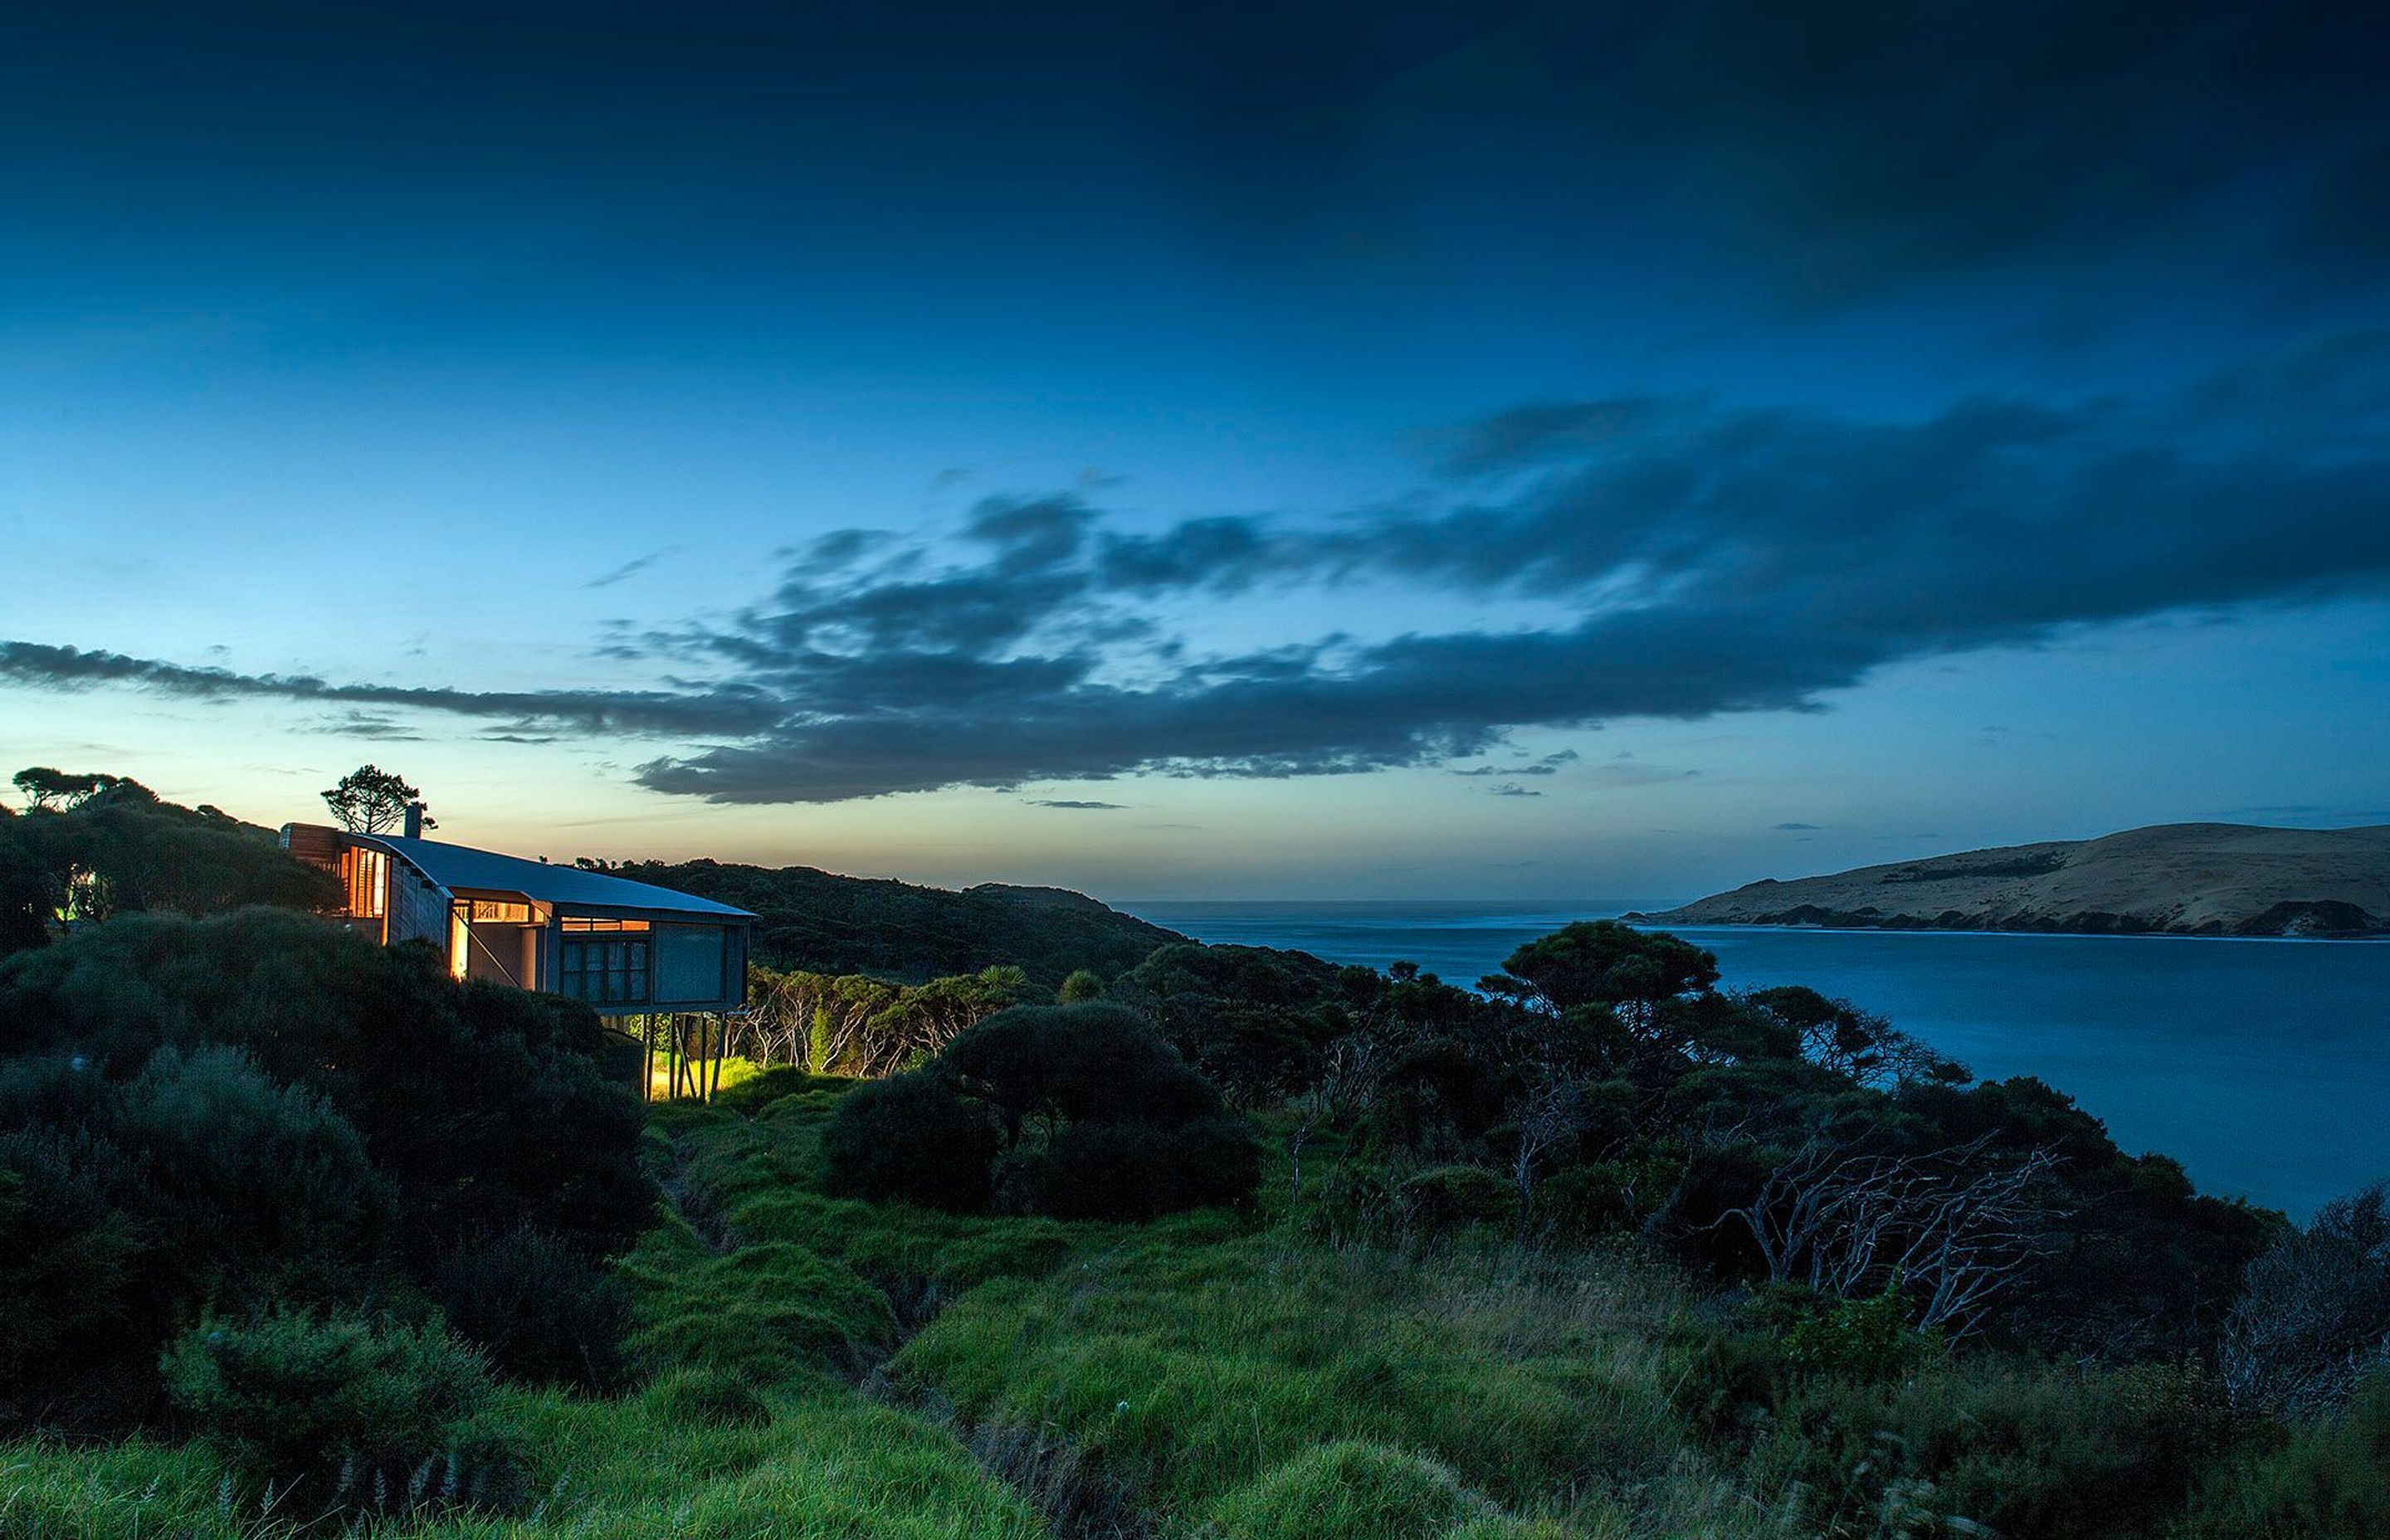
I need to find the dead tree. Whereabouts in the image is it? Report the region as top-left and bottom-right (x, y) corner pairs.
(1511, 1075), (1592, 1217)
(1285, 1031), (1390, 1201)
(1713, 1136), (2068, 1338)
(2219, 1179), (2390, 1417)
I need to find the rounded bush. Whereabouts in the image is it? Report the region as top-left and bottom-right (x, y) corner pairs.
(823, 1003), (1261, 1221)
(1022, 1114), (1263, 1221)
(434, 1224), (631, 1391)
(160, 1307), (520, 1508)
(821, 1070), (1001, 1210)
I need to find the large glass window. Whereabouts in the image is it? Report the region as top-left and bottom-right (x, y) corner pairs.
(346, 848), (388, 919)
(559, 937), (651, 1005)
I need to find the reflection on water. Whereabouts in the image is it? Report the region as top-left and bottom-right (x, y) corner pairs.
(1124, 900), (2390, 1218)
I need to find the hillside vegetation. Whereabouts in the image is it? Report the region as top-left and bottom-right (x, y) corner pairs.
(1637, 822), (2390, 937)
(2, 773), (2383, 1537)
(583, 858), (1188, 986)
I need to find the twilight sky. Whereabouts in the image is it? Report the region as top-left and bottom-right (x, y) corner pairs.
(5, 1), (2388, 899)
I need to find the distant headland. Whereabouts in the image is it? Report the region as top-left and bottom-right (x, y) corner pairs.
(1630, 822), (2390, 938)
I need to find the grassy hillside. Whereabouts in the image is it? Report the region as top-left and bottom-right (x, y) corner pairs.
(2, 875), (2381, 1538)
(12, 1075), (2376, 1539)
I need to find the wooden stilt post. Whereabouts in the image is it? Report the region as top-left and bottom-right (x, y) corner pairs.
(641, 1014), (656, 1103)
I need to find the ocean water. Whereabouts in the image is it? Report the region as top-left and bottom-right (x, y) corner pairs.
(1121, 900), (2390, 1218)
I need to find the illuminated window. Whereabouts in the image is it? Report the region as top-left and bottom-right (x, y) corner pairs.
(562, 917), (649, 932)
(346, 848), (388, 919)
(559, 937), (651, 1004)
(468, 899), (531, 923)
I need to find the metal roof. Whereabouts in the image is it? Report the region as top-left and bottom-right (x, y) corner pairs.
(355, 835), (754, 919)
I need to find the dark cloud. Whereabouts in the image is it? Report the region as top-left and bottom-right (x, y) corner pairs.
(630, 333), (2390, 802)
(1773, 821), (1822, 831)
(0, 642), (781, 738)
(11, 332), (2389, 805)
(1488, 782), (1543, 797)
(13, 2), (2387, 334)
(1432, 2), (2390, 304)
(1027, 799), (1128, 810)
(582, 545), (683, 588)
(318, 711), (426, 742)
(1453, 748), (1580, 777)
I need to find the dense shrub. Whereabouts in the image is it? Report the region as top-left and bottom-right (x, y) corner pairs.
(0, 910), (651, 1421)
(433, 1225), (632, 1391)
(940, 1002), (1221, 1128)
(1529, 1153), (1679, 1240)
(1398, 1165), (1521, 1238)
(115, 1045), (398, 1302)
(161, 1308), (525, 1512)
(822, 1070), (1002, 1210)
(0, 1138), (140, 1392)
(1763, 1280), (1939, 1381)
(1726, 1355), (2234, 1539)
(0, 910), (650, 1263)
(0, 1045), (398, 1412)
(2181, 1373), (2390, 1537)
(1118, 943), (1350, 1104)
(0, 783), (338, 956)
(825, 1002), (1261, 1221)
(1016, 1112), (1261, 1221)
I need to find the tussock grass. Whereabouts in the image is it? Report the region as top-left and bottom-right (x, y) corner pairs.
(895, 1227), (1775, 1537)
(18, 1075), (2368, 1540)
(0, 1382), (1044, 1540)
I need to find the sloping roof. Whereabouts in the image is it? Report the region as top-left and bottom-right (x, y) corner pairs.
(356, 835), (754, 919)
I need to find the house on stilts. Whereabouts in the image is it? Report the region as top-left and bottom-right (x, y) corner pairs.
(279, 804), (754, 1100)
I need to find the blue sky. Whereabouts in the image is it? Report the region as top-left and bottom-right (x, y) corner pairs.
(5, 2), (2388, 898)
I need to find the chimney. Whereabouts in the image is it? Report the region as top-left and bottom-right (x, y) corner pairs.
(403, 802), (425, 839)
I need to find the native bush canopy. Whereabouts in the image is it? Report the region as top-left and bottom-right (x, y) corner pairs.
(0, 909), (646, 1431)
(0, 775), (337, 956)
(1111, 919), (2280, 1362)
(823, 1001), (1261, 1220)
(582, 857), (1183, 987)
(0, 780), (2378, 1539)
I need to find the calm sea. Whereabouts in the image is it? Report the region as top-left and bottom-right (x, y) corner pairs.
(1120, 900), (2390, 1219)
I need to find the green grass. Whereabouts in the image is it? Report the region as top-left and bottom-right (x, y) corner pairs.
(9, 1075), (2379, 1540)
(0, 1381), (1043, 1540)
(892, 1225), (1768, 1536)
(0, 1079), (1764, 1540)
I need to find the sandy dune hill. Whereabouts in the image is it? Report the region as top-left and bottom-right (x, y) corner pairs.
(1635, 823), (2390, 937)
